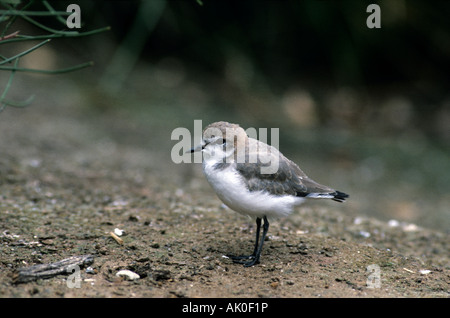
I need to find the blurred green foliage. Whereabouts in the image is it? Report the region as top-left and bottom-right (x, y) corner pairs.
(105, 0), (450, 91)
(69, 0), (450, 143)
(2, 1), (449, 143)
(0, 0), (108, 111)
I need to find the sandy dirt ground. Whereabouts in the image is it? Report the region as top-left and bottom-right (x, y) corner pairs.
(0, 76), (448, 299)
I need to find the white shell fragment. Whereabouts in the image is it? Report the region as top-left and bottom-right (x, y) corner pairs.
(116, 270), (140, 281)
(403, 223), (418, 232)
(114, 228), (124, 236)
(388, 219), (400, 227)
(358, 230), (371, 238)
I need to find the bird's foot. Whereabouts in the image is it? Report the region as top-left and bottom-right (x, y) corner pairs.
(228, 254), (260, 267)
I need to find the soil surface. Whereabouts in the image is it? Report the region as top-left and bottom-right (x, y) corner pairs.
(0, 75), (448, 298)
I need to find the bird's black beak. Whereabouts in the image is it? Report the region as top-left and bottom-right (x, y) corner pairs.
(187, 142), (204, 153)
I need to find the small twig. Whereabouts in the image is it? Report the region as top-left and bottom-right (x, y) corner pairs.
(109, 232), (124, 245)
(12, 254), (94, 284)
(0, 30), (19, 41)
(403, 268), (416, 274)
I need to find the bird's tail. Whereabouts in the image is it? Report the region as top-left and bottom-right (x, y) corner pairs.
(304, 190), (349, 202)
(331, 191), (349, 203)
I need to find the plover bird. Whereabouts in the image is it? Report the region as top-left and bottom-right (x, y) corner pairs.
(190, 121), (348, 267)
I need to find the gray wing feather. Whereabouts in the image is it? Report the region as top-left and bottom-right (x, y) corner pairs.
(236, 152), (335, 197)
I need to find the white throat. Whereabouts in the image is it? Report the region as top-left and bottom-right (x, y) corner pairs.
(202, 143), (235, 165)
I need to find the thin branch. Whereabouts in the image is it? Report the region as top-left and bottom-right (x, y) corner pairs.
(0, 26), (111, 45)
(0, 1), (109, 112)
(0, 0), (33, 37)
(1, 2), (72, 35)
(0, 30), (19, 41)
(42, 0), (68, 25)
(0, 57), (19, 112)
(0, 38), (50, 65)
(0, 61), (94, 74)
(0, 9), (70, 16)
(1, 94), (34, 108)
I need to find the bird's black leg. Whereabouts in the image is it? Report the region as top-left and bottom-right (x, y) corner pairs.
(229, 216), (269, 267)
(229, 217), (261, 261)
(250, 217), (262, 257)
(251, 216), (269, 266)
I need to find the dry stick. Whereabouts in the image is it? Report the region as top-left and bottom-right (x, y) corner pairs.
(109, 232), (124, 245)
(13, 254), (94, 284)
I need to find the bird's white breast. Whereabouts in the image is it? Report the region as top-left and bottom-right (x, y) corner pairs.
(202, 158), (304, 219)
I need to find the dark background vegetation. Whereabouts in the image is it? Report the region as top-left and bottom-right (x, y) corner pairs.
(2, 0), (450, 231)
(85, 0), (450, 140)
(15, 0), (450, 136)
